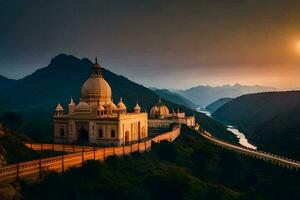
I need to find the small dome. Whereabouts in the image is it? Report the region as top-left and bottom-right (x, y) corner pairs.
(97, 104), (105, 110)
(117, 97), (127, 110)
(56, 103), (64, 111)
(110, 101), (117, 109)
(134, 102), (141, 110)
(75, 101), (90, 111)
(150, 98), (169, 118)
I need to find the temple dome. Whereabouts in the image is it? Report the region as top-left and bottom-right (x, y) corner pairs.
(117, 97), (127, 110)
(56, 103), (64, 111)
(75, 101), (90, 111)
(80, 58), (112, 103)
(81, 77), (112, 102)
(150, 98), (169, 118)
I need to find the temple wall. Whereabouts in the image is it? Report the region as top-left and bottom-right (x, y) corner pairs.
(0, 125), (180, 183)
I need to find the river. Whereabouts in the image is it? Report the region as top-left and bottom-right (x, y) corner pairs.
(197, 108), (257, 150)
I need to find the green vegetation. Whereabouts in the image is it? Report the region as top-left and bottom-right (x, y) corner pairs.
(205, 97), (232, 113)
(21, 126), (300, 200)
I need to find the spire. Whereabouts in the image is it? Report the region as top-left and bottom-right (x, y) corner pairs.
(69, 96), (75, 106)
(134, 101), (141, 113)
(134, 101), (140, 109)
(92, 56), (102, 77)
(158, 97), (162, 103)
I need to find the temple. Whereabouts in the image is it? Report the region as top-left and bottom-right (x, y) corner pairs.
(54, 58), (148, 146)
(148, 98), (196, 129)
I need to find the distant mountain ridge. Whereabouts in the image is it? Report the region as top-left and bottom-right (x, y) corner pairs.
(212, 91), (300, 160)
(151, 89), (198, 110)
(205, 98), (232, 113)
(173, 84), (277, 107)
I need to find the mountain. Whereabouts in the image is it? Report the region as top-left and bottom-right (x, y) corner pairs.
(0, 54), (236, 143)
(175, 84), (277, 108)
(0, 75), (16, 91)
(205, 98), (232, 113)
(20, 126), (300, 200)
(212, 91), (300, 160)
(151, 89), (198, 110)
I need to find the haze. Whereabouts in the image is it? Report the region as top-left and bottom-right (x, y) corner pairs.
(1, 0), (300, 89)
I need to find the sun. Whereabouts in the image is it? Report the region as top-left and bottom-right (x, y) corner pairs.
(296, 42), (300, 50)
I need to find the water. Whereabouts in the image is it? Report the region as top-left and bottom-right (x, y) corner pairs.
(197, 108), (257, 150)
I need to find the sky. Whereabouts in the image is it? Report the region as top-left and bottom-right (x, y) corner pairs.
(0, 0), (300, 89)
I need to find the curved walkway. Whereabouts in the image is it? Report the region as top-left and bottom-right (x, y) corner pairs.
(199, 129), (300, 171)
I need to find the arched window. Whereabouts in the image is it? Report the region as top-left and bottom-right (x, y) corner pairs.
(99, 129), (103, 137)
(60, 128), (64, 136)
(111, 130), (116, 138)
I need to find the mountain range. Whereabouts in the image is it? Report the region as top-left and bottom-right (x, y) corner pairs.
(172, 84), (277, 108)
(150, 89), (198, 110)
(0, 54), (235, 143)
(212, 91), (300, 160)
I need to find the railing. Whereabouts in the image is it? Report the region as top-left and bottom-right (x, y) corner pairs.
(198, 129), (300, 171)
(24, 143), (97, 153)
(0, 126), (180, 183)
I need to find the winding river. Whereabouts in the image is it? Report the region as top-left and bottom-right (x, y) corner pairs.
(197, 108), (257, 150)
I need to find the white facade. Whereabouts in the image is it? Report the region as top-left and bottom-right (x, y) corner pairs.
(54, 58), (148, 146)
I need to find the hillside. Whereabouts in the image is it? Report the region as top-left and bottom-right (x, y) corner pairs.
(0, 54), (236, 143)
(213, 91), (300, 160)
(0, 75), (16, 91)
(0, 125), (61, 165)
(205, 98), (232, 113)
(152, 89), (198, 110)
(20, 126), (300, 200)
(175, 84), (276, 107)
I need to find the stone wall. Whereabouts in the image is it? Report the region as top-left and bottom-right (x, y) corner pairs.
(0, 126), (180, 183)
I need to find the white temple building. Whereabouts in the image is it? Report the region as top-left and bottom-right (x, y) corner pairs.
(54, 58), (148, 146)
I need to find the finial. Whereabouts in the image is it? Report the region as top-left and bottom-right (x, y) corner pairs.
(92, 56), (102, 77)
(69, 96), (75, 105)
(120, 96), (123, 102)
(158, 97), (162, 103)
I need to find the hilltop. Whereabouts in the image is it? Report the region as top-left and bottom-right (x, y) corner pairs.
(213, 91), (300, 160)
(205, 98), (232, 113)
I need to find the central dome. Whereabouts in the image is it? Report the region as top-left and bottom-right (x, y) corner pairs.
(80, 58), (112, 103)
(81, 77), (112, 103)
